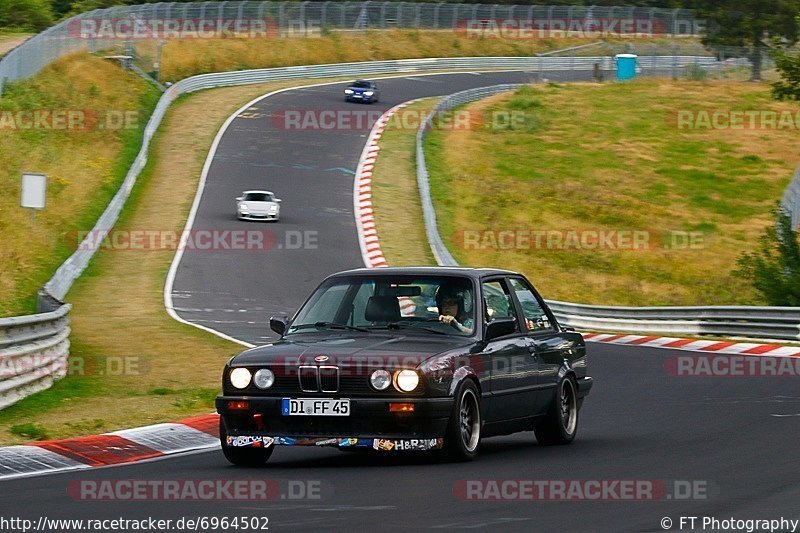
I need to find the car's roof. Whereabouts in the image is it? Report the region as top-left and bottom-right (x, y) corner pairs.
(242, 190), (274, 195)
(328, 266), (518, 280)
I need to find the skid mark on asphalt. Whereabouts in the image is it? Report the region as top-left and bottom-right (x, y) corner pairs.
(432, 518), (532, 528)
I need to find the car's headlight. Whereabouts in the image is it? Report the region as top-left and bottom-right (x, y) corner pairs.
(370, 369), (391, 391)
(364, 91), (374, 96)
(394, 369), (419, 392)
(253, 368), (275, 389)
(230, 368), (251, 389)
(238, 203), (248, 211)
(269, 205), (278, 212)
(344, 89), (354, 94)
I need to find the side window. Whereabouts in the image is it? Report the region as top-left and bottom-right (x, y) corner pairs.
(481, 280), (520, 332)
(509, 278), (552, 332)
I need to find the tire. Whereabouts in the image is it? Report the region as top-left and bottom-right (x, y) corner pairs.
(443, 380), (482, 461)
(219, 418), (274, 466)
(534, 375), (578, 446)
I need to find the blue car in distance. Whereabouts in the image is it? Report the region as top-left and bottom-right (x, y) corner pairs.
(344, 80), (380, 104)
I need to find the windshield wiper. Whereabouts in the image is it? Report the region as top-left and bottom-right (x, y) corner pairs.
(367, 322), (449, 335)
(291, 322), (369, 333)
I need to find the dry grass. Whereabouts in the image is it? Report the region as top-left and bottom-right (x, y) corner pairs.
(158, 31), (687, 82)
(0, 53), (159, 316)
(424, 79), (800, 306)
(371, 99), (437, 266)
(0, 32), (31, 57)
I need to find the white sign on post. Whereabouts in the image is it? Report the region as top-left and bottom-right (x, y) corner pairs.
(21, 173), (46, 210)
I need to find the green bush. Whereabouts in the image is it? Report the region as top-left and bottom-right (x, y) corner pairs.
(735, 209), (800, 305)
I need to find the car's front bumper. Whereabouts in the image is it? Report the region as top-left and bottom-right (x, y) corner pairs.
(217, 395), (453, 440)
(238, 212), (279, 221)
(345, 94), (374, 102)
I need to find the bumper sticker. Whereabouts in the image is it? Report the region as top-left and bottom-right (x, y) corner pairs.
(227, 436), (444, 451)
(226, 436), (275, 448)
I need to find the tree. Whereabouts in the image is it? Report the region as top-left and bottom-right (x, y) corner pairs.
(0, 0), (54, 31)
(772, 49), (800, 100)
(693, 0), (800, 81)
(736, 210), (800, 305)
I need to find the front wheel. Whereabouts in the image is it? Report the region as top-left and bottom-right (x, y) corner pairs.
(534, 376), (578, 445)
(219, 419), (274, 466)
(443, 380), (481, 461)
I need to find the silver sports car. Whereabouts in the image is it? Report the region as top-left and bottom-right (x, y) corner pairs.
(236, 190), (281, 221)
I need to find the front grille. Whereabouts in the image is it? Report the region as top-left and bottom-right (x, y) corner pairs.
(319, 366), (339, 393)
(298, 366), (318, 392)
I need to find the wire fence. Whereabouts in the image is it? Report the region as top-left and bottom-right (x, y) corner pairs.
(0, 1), (710, 95)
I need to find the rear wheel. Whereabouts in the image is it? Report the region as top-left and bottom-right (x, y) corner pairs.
(219, 419), (274, 466)
(443, 380), (481, 461)
(534, 376), (578, 445)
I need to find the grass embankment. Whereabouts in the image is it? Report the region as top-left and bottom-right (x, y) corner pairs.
(371, 99), (437, 266)
(156, 31), (688, 82)
(0, 77), (372, 445)
(422, 80), (800, 306)
(0, 54), (160, 317)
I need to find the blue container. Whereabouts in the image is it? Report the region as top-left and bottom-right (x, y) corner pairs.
(616, 54), (638, 81)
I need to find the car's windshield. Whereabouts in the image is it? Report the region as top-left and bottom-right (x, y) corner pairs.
(243, 192), (273, 202)
(351, 80), (373, 88)
(287, 275), (476, 336)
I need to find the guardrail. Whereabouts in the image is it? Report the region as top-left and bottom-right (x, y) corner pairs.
(416, 84), (800, 341)
(0, 305), (71, 410)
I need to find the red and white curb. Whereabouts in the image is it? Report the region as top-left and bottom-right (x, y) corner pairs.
(353, 100), (424, 317)
(0, 414), (219, 480)
(583, 333), (800, 358)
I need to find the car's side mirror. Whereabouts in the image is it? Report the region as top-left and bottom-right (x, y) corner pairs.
(485, 317), (517, 341)
(270, 315), (289, 336)
(236, 197), (243, 201)
(275, 199), (282, 203)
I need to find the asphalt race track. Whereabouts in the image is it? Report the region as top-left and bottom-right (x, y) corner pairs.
(167, 70), (590, 345)
(1, 343), (799, 531)
(1, 71), (798, 532)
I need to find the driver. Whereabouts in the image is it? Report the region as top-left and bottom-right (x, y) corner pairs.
(435, 283), (474, 334)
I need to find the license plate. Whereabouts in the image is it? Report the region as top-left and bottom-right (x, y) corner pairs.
(282, 398), (350, 416)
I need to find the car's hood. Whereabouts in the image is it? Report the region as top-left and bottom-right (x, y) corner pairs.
(348, 87), (372, 93)
(232, 333), (472, 370)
